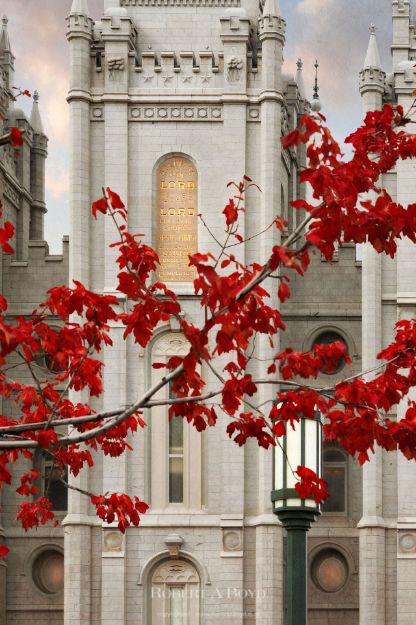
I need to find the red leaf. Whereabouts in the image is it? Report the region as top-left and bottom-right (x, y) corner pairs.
(278, 282), (290, 303)
(282, 129), (301, 149)
(0, 545), (9, 558)
(295, 466), (329, 504)
(106, 188), (125, 210)
(92, 197), (108, 219)
(10, 127), (23, 147)
(272, 421), (286, 437)
(223, 199), (238, 228)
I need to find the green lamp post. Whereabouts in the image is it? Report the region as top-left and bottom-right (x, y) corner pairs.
(271, 415), (322, 625)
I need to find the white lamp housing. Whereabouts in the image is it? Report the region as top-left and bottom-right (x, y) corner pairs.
(272, 413), (322, 512)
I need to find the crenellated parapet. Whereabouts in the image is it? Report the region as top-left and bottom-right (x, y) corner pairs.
(120, 0), (242, 5)
(87, 43), (281, 98)
(69, 2), (299, 104)
(392, 0), (411, 66)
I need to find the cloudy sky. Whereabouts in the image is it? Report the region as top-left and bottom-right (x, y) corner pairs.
(3, 0), (392, 252)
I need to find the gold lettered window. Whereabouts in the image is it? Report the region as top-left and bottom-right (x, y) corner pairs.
(157, 156), (198, 282)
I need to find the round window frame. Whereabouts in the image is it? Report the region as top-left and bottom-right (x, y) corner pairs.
(33, 323), (66, 375)
(26, 544), (65, 597)
(308, 543), (355, 596)
(303, 325), (355, 376)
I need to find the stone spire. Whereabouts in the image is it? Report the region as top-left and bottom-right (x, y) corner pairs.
(359, 24), (385, 101)
(262, 0), (280, 16)
(70, 0), (90, 15)
(30, 91), (44, 134)
(296, 58), (306, 100)
(363, 23), (382, 69)
(0, 15), (11, 55)
(410, 0), (416, 25)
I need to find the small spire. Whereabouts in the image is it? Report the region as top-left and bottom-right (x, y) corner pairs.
(0, 15), (11, 54)
(262, 0), (280, 16)
(30, 91), (44, 134)
(296, 58), (306, 100)
(70, 0), (90, 15)
(311, 59), (322, 113)
(411, 0), (416, 24)
(363, 23), (382, 69)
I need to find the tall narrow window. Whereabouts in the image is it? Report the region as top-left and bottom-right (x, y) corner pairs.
(170, 586), (185, 625)
(151, 334), (203, 511)
(168, 383), (184, 504)
(35, 452), (68, 512)
(321, 446), (347, 514)
(169, 416), (184, 504)
(44, 461), (68, 512)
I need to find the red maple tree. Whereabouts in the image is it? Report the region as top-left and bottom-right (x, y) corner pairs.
(1, 102), (416, 556)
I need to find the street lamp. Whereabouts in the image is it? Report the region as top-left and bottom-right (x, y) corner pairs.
(271, 414), (322, 625)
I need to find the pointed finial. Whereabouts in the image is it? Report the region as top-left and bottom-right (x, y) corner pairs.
(296, 58), (306, 100)
(70, 0), (90, 16)
(30, 90), (44, 134)
(313, 60), (319, 100)
(311, 60), (322, 113)
(411, 0), (416, 24)
(363, 22), (382, 69)
(0, 14), (11, 54)
(262, 0), (280, 17)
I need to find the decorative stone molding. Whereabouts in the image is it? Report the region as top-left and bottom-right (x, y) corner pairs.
(227, 56), (244, 82)
(129, 105), (222, 121)
(164, 533), (184, 558)
(103, 530), (125, 552)
(4, 180), (20, 209)
(108, 57), (125, 80)
(137, 549), (212, 586)
(91, 106), (104, 120)
(2, 146), (17, 176)
(281, 106), (289, 136)
(398, 532), (416, 557)
(247, 106), (260, 122)
(222, 529), (243, 552)
(220, 514), (244, 557)
(122, 0), (240, 5)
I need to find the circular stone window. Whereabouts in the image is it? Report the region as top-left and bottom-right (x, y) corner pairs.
(311, 548), (349, 593)
(313, 330), (348, 374)
(32, 550), (64, 594)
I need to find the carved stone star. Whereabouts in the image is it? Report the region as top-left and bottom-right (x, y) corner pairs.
(143, 73), (154, 83)
(162, 74), (173, 84)
(182, 74), (192, 83)
(201, 74), (211, 83)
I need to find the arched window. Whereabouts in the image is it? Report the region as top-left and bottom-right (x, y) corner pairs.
(150, 559), (200, 625)
(156, 156), (198, 283)
(321, 446), (347, 514)
(34, 451), (68, 512)
(150, 333), (203, 511)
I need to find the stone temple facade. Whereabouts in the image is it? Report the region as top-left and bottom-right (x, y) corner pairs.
(3, 0), (416, 624)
